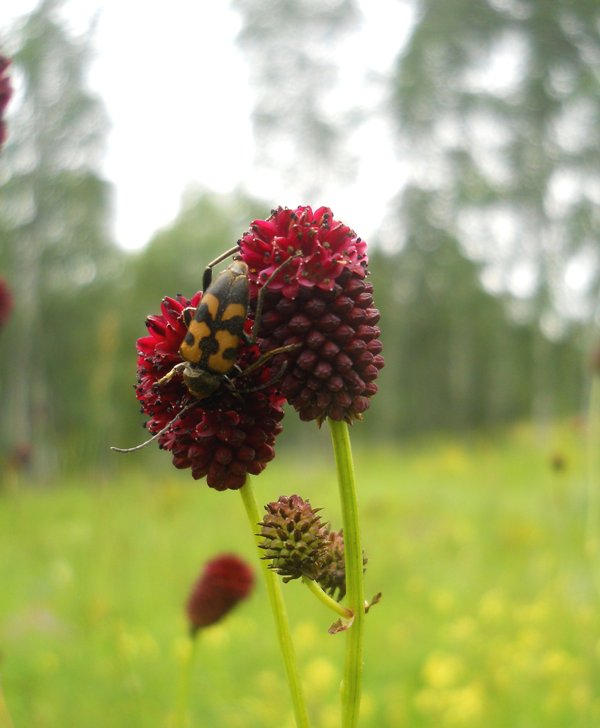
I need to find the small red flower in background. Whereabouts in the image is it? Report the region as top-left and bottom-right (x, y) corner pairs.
(135, 292), (285, 490)
(0, 56), (12, 149)
(186, 554), (254, 634)
(0, 277), (12, 329)
(239, 206), (384, 424)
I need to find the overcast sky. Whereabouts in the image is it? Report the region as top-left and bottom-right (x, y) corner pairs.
(2, 0), (410, 250)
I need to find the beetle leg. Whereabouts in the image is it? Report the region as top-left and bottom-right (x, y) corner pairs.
(235, 359), (290, 394)
(239, 342), (301, 378)
(156, 361), (187, 387)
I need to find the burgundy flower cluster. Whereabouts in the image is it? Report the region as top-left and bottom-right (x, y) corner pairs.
(240, 206), (384, 424)
(0, 55), (12, 149)
(135, 292), (285, 491)
(130, 206), (383, 490)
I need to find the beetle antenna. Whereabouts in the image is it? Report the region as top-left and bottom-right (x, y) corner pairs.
(202, 244), (241, 292)
(110, 401), (197, 454)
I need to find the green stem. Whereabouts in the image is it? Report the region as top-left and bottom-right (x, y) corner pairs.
(302, 577), (353, 619)
(328, 418), (365, 728)
(239, 480), (311, 728)
(173, 633), (199, 728)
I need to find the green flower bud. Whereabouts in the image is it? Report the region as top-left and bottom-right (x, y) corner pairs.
(317, 529), (368, 602)
(259, 495), (329, 582)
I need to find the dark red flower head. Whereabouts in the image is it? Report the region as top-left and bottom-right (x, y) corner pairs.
(0, 56), (12, 149)
(186, 553), (254, 634)
(239, 206), (384, 424)
(135, 291), (285, 490)
(0, 278), (12, 329)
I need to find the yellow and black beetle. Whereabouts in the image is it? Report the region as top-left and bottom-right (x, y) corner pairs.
(158, 255), (250, 399)
(158, 245), (297, 399)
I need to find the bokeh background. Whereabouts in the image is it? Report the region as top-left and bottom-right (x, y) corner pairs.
(1, 1), (600, 726)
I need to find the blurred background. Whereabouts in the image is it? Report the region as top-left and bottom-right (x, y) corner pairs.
(1, 0), (599, 473)
(1, 0), (600, 726)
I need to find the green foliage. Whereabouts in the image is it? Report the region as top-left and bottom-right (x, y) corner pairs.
(1, 425), (597, 726)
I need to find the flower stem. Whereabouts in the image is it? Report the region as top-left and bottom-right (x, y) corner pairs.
(302, 577), (353, 619)
(328, 418), (365, 728)
(173, 633), (199, 728)
(239, 479), (311, 728)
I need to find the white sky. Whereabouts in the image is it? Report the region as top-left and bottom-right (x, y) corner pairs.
(2, 0), (411, 251)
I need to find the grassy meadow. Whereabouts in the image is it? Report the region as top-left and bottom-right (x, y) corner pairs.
(1, 421), (599, 727)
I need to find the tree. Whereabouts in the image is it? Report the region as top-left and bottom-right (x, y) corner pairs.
(392, 0), (600, 320)
(0, 0), (119, 475)
(389, 0), (600, 426)
(371, 188), (524, 435)
(233, 0), (361, 199)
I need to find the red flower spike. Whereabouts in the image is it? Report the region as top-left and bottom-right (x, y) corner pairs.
(186, 554), (254, 634)
(239, 206), (384, 424)
(133, 291), (285, 490)
(0, 56), (12, 149)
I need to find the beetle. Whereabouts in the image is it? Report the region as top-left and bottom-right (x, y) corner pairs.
(111, 248), (298, 454)
(158, 255), (251, 399)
